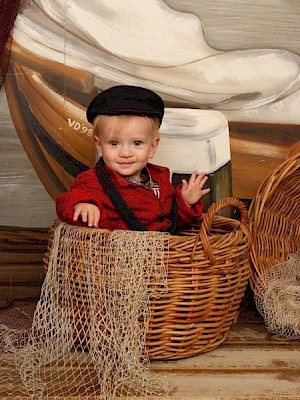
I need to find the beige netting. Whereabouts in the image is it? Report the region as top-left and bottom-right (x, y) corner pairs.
(0, 223), (170, 399)
(254, 249), (300, 339)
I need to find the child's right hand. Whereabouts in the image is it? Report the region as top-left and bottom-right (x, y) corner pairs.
(73, 203), (100, 227)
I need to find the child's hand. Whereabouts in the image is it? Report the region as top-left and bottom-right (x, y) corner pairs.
(73, 203), (100, 227)
(181, 170), (210, 206)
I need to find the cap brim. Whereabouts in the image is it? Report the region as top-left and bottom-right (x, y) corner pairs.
(87, 98), (163, 125)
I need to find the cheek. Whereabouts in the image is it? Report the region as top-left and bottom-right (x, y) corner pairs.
(101, 146), (117, 159)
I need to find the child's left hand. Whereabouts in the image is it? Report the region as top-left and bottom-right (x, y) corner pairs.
(181, 170), (210, 206)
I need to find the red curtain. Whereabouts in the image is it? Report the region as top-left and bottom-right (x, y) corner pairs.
(0, 0), (30, 88)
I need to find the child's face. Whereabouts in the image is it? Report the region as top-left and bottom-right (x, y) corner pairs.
(94, 115), (159, 180)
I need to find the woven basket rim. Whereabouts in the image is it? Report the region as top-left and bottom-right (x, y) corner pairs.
(249, 153), (300, 289)
(50, 197), (250, 265)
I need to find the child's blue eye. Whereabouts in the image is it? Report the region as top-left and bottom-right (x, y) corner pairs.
(109, 141), (119, 146)
(134, 141), (143, 146)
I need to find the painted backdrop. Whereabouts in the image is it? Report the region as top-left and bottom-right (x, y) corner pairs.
(1, 0), (300, 227)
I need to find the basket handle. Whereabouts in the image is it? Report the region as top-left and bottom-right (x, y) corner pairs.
(190, 197), (250, 263)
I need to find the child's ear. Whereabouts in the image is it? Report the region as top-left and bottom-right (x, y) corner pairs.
(149, 136), (160, 159)
(93, 136), (103, 157)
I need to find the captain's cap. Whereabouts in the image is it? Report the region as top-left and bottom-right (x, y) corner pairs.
(86, 85), (165, 126)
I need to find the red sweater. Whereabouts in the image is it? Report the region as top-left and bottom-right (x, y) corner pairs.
(56, 162), (204, 231)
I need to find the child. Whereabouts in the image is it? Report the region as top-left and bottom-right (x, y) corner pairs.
(56, 85), (210, 231)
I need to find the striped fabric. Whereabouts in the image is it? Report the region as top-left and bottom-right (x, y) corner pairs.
(126, 167), (160, 198)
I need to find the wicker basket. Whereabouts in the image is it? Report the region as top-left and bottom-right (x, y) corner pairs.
(249, 152), (300, 290)
(44, 197), (251, 360)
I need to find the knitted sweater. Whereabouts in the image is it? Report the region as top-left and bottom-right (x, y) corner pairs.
(56, 162), (204, 231)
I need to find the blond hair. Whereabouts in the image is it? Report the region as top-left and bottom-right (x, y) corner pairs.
(93, 115), (160, 139)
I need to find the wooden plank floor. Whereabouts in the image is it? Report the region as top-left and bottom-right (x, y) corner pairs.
(0, 299), (299, 399)
(0, 226), (300, 399)
(151, 323), (300, 399)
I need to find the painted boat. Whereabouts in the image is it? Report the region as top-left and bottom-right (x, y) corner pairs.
(5, 59), (95, 198)
(5, 42), (300, 200)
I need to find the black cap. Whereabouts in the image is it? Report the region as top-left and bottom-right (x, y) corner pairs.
(86, 85), (164, 126)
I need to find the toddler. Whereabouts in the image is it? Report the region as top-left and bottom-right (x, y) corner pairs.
(56, 85), (210, 231)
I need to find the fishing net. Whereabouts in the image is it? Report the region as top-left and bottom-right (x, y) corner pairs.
(0, 222), (169, 399)
(254, 249), (300, 339)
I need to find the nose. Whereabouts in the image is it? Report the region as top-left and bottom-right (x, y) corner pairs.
(119, 145), (132, 157)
